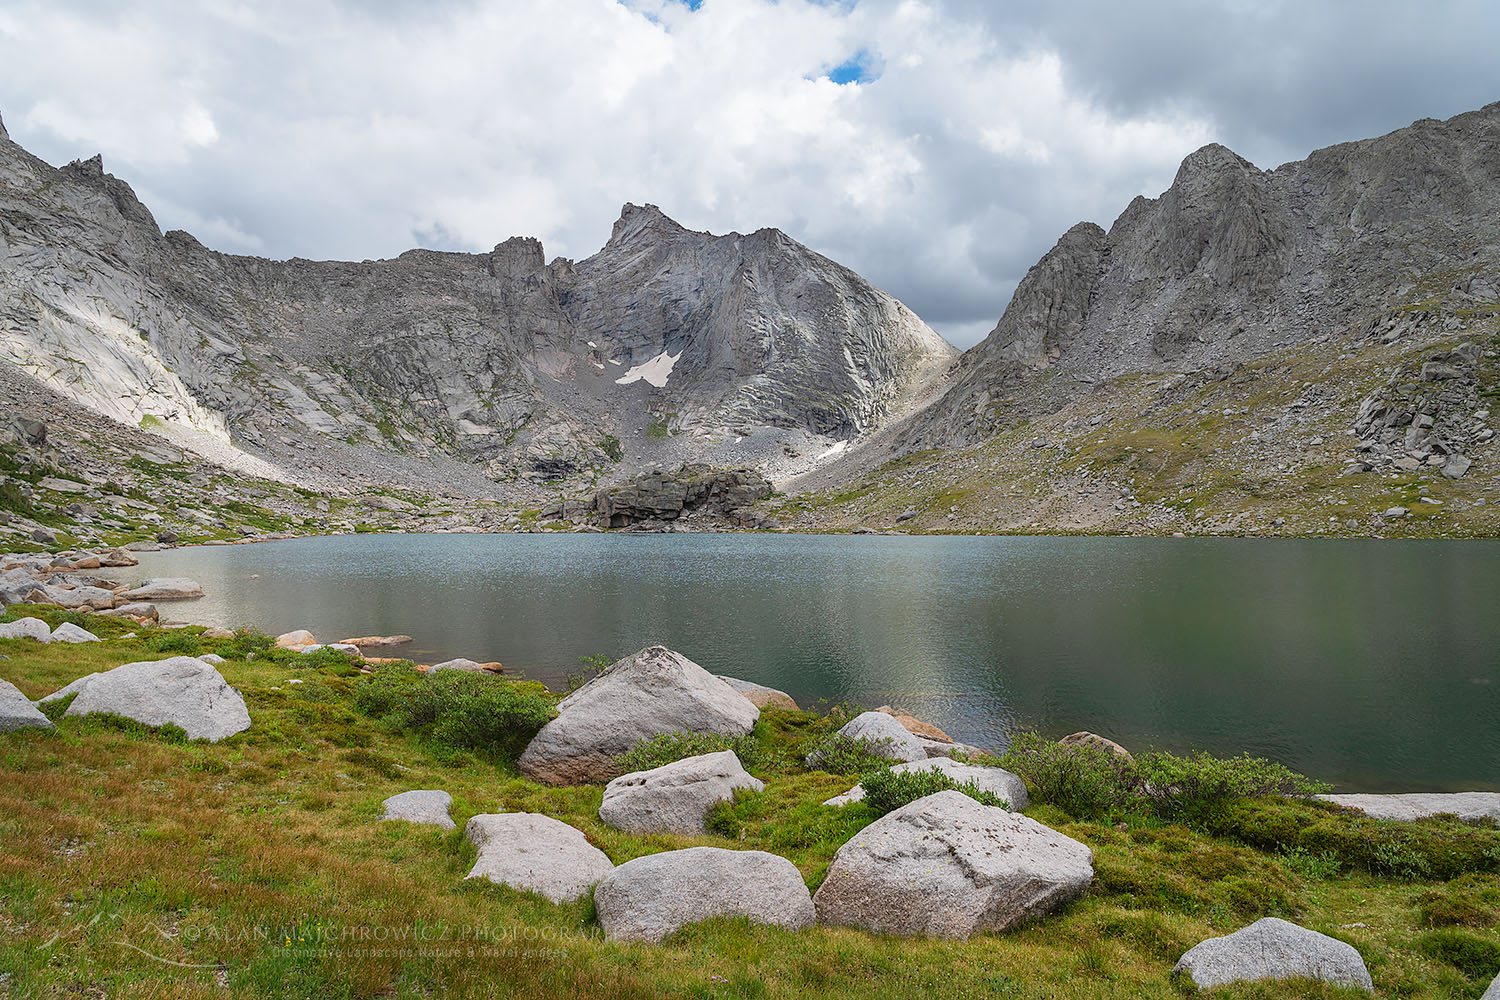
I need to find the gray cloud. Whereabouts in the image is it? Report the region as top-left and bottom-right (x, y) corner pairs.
(1, 0), (1495, 349)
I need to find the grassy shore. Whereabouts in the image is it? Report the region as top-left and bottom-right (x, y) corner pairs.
(1, 606), (1498, 999)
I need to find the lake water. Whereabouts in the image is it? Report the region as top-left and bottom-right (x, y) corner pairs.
(102, 534), (1500, 792)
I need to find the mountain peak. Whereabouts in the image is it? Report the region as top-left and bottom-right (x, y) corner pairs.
(608, 202), (685, 247)
(1172, 143), (1258, 185)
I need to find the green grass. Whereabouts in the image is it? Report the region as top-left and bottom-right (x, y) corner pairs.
(0, 617), (1497, 998)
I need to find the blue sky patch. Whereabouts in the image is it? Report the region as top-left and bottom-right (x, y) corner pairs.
(824, 49), (880, 86)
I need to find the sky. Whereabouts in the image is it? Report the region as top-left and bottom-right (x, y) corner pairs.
(1, 0), (1497, 349)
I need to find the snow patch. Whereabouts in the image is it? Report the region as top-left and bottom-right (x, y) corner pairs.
(614, 350), (682, 388)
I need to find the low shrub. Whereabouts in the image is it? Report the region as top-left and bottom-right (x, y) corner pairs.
(1415, 929), (1500, 981)
(147, 630), (204, 657)
(1134, 750), (1330, 823)
(802, 734), (902, 776)
(998, 731), (1139, 820)
(616, 730), (771, 773)
(859, 767), (1008, 815)
(1417, 874), (1500, 927)
(354, 661), (555, 762)
(1201, 797), (1500, 881)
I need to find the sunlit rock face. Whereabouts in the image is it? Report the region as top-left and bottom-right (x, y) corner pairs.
(0, 123), (955, 492)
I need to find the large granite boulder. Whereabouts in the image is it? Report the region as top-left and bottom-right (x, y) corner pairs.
(518, 646), (758, 785)
(599, 750), (764, 835)
(464, 813), (614, 903)
(806, 711), (926, 767)
(0, 569), (43, 604)
(121, 578), (204, 601)
(429, 657), (504, 674)
(593, 846), (814, 942)
(813, 790), (1093, 938)
(40, 585), (117, 610)
(62, 656), (251, 741)
(1173, 917), (1373, 992)
(1319, 792), (1500, 822)
(717, 675), (798, 711)
(380, 790), (455, 830)
(0, 617), (52, 641)
(0, 678), (53, 732)
(824, 757), (1029, 810)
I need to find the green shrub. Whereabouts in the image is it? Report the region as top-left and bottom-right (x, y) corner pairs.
(147, 630), (204, 656)
(599, 435), (623, 462)
(1202, 797), (1500, 881)
(616, 730), (769, 773)
(1415, 929), (1500, 980)
(999, 731), (1140, 820)
(1133, 750), (1329, 823)
(1278, 844), (1343, 881)
(1417, 874), (1500, 927)
(859, 767), (1009, 815)
(354, 662), (555, 762)
(802, 734), (902, 776)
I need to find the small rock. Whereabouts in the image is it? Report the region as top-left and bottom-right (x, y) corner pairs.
(716, 674), (798, 710)
(807, 711), (926, 767)
(30, 527), (56, 545)
(1443, 455), (1473, 479)
(156, 530), (180, 545)
(429, 657), (503, 674)
(1173, 917), (1372, 992)
(275, 630), (316, 650)
(340, 635), (414, 649)
(380, 790), (455, 829)
(594, 846), (814, 943)
(49, 622), (100, 644)
(0, 677), (54, 732)
(464, 813), (613, 903)
(1382, 507), (1409, 519)
(198, 653), (225, 665)
(1059, 731), (1133, 759)
(599, 750), (764, 835)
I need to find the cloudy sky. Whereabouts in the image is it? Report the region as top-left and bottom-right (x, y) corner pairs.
(2, 0), (1497, 348)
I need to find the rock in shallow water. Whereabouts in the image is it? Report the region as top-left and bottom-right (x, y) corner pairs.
(716, 674), (798, 710)
(593, 846), (814, 943)
(599, 750), (763, 835)
(813, 790), (1093, 939)
(464, 813), (613, 902)
(518, 646), (757, 786)
(1173, 917), (1373, 992)
(121, 577), (204, 601)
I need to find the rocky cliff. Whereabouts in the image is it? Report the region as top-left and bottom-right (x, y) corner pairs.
(0, 123), (954, 496)
(899, 102), (1500, 450)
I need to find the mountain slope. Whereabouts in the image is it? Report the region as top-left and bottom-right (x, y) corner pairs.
(0, 113), (954, 496)
(778, 103), (1500, 537)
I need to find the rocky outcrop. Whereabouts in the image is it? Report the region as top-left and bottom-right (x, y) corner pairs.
(593, 846), (814, 943)
(1351, 342), (1488, 478)
(813, 791), (1093, 938)
(517, 646), (758, 785)
(1173, 918), (1373, 992)
(60, 656), (251, 741)
(380, 790), (456, 830)
(598, 750), (764, 835)
(463, 813), (614, 903)
(589, 465), (773, 529)
(899, 102), (1500, 455)
(1319, 792), (1500, 822)
(806, 711), (926, 767)
(717, 675), (798, 711)
(823, 757), (1029, 810)
(0, 616), (51, 641)
(0, 677), (53, 732)
(120, 578), (204, 601)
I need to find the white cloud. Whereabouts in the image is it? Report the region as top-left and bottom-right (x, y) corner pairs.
(4, 0), (1489, 347)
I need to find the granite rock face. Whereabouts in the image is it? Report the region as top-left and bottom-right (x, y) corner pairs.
(1173, 917), (1373, 992)
(593, 846), (814, 943)
(902, 103), (1500, 453)
(813, 791), (1093, 938)
(591, 465), (772, 528)
(0, 122), (954, 491)
(518, 646), (758, 785)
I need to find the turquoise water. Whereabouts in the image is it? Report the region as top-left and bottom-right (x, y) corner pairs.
(105, 533), (1500, 792)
